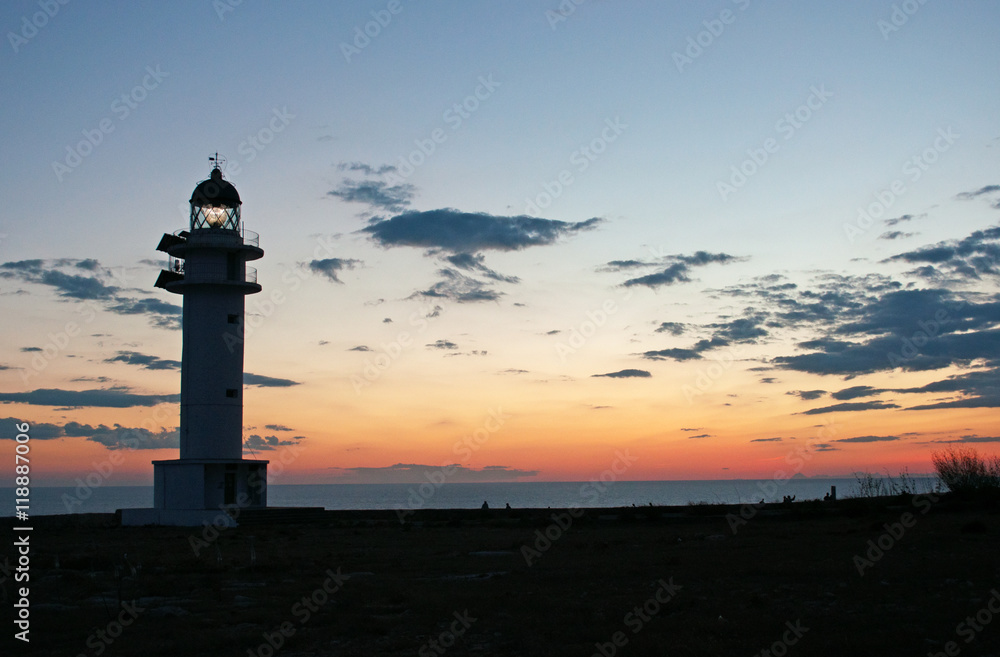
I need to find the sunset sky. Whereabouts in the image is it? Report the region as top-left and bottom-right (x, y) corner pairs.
(1, 1), (998, 487)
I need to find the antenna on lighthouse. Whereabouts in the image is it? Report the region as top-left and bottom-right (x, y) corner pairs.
(209, 152), (227, 172)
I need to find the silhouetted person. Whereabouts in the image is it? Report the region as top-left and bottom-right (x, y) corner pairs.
(505, 502), (511, 510)
(481, 500), (489, 510)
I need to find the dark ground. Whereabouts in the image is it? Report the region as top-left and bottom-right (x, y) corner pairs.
(7, 495), (1000, 657)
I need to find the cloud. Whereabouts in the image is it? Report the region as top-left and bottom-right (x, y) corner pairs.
(884, 214), (917, 227)
(592, 369), (651, 378)
(337, 162), (398, 176)
(879, 231), (914, 241)
(886, 224), (1000, 281)
(105, 297), (181, 329)
(444, 252), (519, 283)
(834, 435), (899, 443)
(362, 209), (601, 253)
(414, 267), (503, 303)
(243, 373), (300, 387)
(831, 385), (883, 401)
(619, 251), (741, 289)
(812, 443), (840, 452)
(0, 418), (65, 440)
(244, 433), (303, 451)
(954, 184), (1000, 201)
(787, 390), (826, 400)
(930, 435), (1000, 443)
(265, 424), (293, 431)
(687, 433), (712, 439)
(0, 388), (178, 408)
(655, 322), (685, 335)
(85, 425), (179, 450)
(328, 179), (416, 213)
(800, 400), (900, 415)
(427, 339), (459, 350)
(0, 419), (179, 449)
(308, 258), (362, 283)
(773, 288), (1000, 376)
(640, 348), (702, 361)
(750, 437), (783, 442)
(104, 350), (181, 370)
(348, 345), (372, 352)
(0, 258), (181, 328)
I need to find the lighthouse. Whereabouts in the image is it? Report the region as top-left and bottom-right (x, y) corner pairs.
(123, 158), (268, 526)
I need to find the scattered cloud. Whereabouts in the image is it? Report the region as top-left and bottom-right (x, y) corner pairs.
(104, 350), (181, 371)
(244, 373), (301, 388)
(801, 401), (900, 415)
(0, 387), (178, 408)
(363, 209), (601, 253)
(244, 433), (303, 451)
(427, 339), (459, 350)
(309, 258), (362, 283)
(592, 369), (651, 378)
(750, 437), (783, 442)
(834, 435), (900, 443)
(328, 179), (416, 214)
(616, 251), (742, 289)
(787, 390), (826, 401)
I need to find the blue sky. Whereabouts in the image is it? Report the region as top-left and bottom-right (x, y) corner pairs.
(1, 1), (999, 485)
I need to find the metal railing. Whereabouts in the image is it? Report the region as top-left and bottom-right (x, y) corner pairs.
(161, 261), (259, 285)
(173, 224), (260, 247)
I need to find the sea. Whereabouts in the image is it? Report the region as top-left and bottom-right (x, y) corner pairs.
(0, 477), (940, 517)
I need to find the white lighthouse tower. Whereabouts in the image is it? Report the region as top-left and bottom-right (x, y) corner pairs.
(123, 158), (268, 526)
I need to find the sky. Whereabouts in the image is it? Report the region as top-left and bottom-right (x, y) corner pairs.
(1, 0), (999, 487)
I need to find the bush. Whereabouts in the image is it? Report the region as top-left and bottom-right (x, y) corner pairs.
(851, 467), (933, 498)
(931, 447), (1000, 494)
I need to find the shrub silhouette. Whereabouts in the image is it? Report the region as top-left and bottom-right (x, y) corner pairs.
(931, 447), (1000, 495)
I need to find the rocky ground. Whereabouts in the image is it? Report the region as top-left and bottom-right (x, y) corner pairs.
(8, 495), (1000, 656)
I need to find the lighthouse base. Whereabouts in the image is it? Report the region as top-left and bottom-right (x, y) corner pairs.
(121, 458), (268, 527)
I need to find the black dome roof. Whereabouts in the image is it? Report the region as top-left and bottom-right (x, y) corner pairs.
(190, 168), (241, 207)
